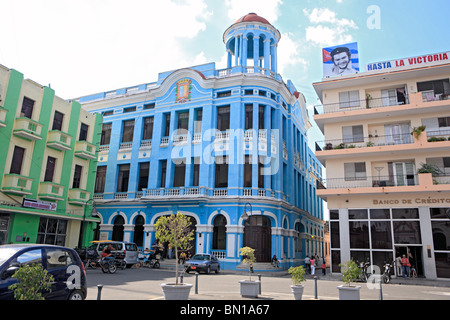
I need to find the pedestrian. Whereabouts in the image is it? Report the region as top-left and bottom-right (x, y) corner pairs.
(305, 256), (311, 274)
(179, 251), (186, 265)
(408, 253), (417, 278)
(395, 255), (402, 277)
(322, 259), (326, 276)
(401, 254), (410, 278)
(272, 255), (280, 268)
(310, 256), (316, 277)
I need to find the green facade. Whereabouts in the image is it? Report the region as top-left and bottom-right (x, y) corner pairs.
(0, 67), (102, 247)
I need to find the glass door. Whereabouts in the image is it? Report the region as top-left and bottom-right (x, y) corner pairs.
(393, 162), (416, 186)
(384, 123), (411, 145)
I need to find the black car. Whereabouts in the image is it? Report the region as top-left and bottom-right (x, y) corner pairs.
(0, 244), (87, 300)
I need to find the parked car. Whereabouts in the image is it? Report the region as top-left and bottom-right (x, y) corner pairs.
(0, 244), (87, 300)
(87, 241), (139, 268)
(185, 254), (220, 274)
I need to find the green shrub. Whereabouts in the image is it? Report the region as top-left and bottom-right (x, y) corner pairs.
(8, 264), (54, 300)
(339, 259), (361, 287)
(288, 266), (306, 286)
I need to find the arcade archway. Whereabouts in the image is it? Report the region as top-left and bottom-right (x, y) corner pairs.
(243, 215), (271, 262)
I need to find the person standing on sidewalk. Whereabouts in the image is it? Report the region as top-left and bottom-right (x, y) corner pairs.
(305, 256), (311, 274)
(395, 255), (402, 277)
(408, 253), (417, 278)
(310, 256), (316, 277)
(322, 258), (326, 276)
(401, 254), (410, 278)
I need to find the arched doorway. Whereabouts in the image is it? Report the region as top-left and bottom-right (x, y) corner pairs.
(112, 215), (125, 241)
(133, 215), (145, 247)
(294, 222), (303, 258)
(213, 214), (227, 250)
(244, 215), (271, 262)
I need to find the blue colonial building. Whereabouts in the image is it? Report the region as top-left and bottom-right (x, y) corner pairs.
(77, 13), (325, 270)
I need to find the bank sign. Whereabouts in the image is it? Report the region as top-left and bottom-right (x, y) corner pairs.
(366, 51), (450, 72)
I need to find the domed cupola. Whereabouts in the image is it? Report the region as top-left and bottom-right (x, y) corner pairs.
(223, 13), (281, 74)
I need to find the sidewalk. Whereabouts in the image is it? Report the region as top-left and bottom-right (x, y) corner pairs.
(86, 265), (450, 300)
(160, 259), (450, 289)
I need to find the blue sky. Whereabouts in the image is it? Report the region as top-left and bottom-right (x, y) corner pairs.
(1, 0), (448, 103)
(0, 0), (449, 120)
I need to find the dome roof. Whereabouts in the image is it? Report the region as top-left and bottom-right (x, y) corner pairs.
(234, 13), (271, 26)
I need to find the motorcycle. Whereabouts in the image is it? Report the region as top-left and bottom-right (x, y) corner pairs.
(112, 251), (127, 270)
(83, 249), (118, 274)
(357, 260), (370, 282)
(382, 261), (393, 284)
(136, 251), (161, 269)
(82, 248), (127, 273)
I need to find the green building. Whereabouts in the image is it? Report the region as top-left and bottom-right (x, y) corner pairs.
(0, 64), (102, 248)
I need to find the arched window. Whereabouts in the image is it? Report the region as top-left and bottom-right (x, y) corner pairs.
(133, 215), (145, 247)
(112, 215), (125, 241)
(213, 214), (227, 250)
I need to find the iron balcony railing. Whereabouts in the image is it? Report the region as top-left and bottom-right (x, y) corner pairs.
(314, 95), (410, 115)
(318, 175), (419, 189)
(318, 133), (413, 151)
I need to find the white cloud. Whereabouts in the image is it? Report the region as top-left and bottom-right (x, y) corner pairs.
(224, 0), (283, 24)
(0, 0), (212, 98)
(303, 8), (357, 46)
(277, 32), (307, 75)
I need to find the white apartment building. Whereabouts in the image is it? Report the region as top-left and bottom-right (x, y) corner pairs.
(313, 51), (450, 280)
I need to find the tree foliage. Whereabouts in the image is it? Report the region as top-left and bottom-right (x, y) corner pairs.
(9, 264), (54, 300)
(239, 246), (256, 280)
(339, 259), (361, 287)
(155, 212), (194, 285)
(288, 266), (306, 286)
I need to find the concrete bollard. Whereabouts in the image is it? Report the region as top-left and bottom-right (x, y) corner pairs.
(97, 284), (103, 300)
(258, 274), (262, 294)
(314, 276), (318, 299)
(195, 272), (199, 294)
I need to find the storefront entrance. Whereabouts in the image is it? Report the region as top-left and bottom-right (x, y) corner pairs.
(0, 214), (10, 245)
(243, 216), (271, 262)
(395, 246), (423, 277)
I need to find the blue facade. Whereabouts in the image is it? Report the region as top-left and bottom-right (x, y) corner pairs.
(79, 14), (325, 270)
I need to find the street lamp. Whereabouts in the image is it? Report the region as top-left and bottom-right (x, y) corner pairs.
(78, 198), (99, 249)
(241, 202), (252, 221)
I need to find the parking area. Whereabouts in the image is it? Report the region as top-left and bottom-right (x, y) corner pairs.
(85, 265), (450, 300)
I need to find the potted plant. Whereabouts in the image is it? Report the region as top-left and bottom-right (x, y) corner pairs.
(288, 266), (306, 300)
(417, 163), (443, 176)
(337, 259), (362, 300)
(155, 212), (194, 300)
(238, 246), (259, 298)
(365, 93), (372, 108)
(411, 125), (426, 139)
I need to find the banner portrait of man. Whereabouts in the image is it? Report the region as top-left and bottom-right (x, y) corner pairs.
(323, 42), (359, 78)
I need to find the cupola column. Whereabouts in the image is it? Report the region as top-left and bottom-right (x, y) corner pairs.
(253, 36), (260, 71)
(227, 50), (232, 69)
(264, 38), (271, 74)
(242, 35), (248, 67)
(234, 35), (240, 67)
(271, 43), (278, 73)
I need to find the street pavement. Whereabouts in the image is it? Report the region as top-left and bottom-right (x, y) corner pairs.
(84, 263), (450, 301)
